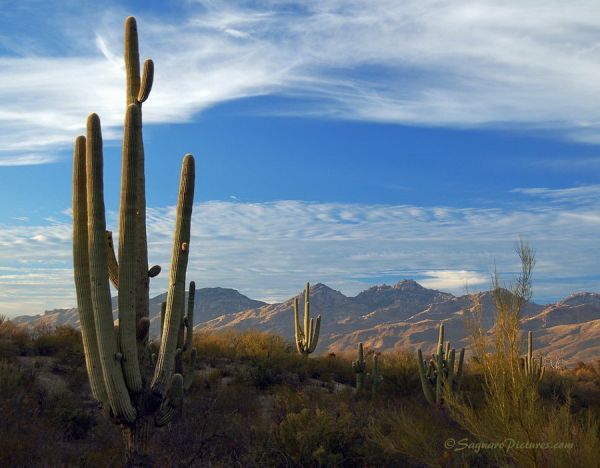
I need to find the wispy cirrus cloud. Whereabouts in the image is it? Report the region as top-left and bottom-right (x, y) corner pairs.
(512, 184), (600, 205)
(3, 1), (600, 164)
(1, 197), (599, 317)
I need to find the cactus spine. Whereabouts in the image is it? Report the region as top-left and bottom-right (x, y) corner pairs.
(352, 342), (366, 392)
(520, 331), (544, 384)
(416, 324), (465, 405)
(72, 16), (196, 464)
(293, 282), (321, 356)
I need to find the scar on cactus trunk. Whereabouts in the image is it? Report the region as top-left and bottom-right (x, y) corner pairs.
(72, 17), (197, 466)
(416, 324), (464, 406)
(293, 282), (321, 356)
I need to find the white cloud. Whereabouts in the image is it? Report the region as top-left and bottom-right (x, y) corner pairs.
(512, 184), (600, 205)
(2, 197), (599, 317)
(3, 1), (600, 164)
(419, 270), (489, 293)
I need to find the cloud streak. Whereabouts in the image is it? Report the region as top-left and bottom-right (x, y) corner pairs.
(3, 1), (600, 164)
(2, 197), (599, 317)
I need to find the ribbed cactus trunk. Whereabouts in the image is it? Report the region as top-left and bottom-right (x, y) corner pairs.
(124, 17), (151, 338)
(72, 17), (197, 467)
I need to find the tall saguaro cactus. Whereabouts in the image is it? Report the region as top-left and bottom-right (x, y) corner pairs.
(293, 282), (321, 356)
(72, 17), (197, 465)
(416, 324), (465, 405)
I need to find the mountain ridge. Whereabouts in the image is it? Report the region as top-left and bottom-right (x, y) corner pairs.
(13, 281), (600, 365)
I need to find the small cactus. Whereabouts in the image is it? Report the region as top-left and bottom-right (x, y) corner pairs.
(520, 331), (545, 384)
(293, 283), (321, 356)
(416, 324), (465, 405)
(352, 342), (366, 393)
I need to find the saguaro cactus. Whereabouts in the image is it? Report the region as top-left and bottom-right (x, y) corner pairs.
(352, 342), (366, 392)
(370, 352), (383, 397)
(416, 324), (465, 405)
(72, 17), (197, 465)
(520, 331), (544, 384)
(293, 282), (321, 356)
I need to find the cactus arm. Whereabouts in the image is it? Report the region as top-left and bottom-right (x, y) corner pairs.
(117, 103), (143, 393)
(136, 317), (150, 342)
(183, 348), (197, 391)
(160, 301), (166, 339)
(455, 348), (465, 391)
(446, 348), (456, 390)
(154, 374), (184, 427)
(151, 155), (195, 396)
(417, 349), (435, 405)
(106, 231), (119, 288)
(177, 305), (185, 351)
(308, 315), (321, 353)
(86, 114), (136, 422)
(308, 317), (314, 350)
(137, 59), (154, 103)
(134, 134), (149, 336)
(437, 324), (445, 355)
(73, 135), (108, 406)
(444, 341), (450, 360)
(124, 17), (141, 106)
(303, 283), (310, 348)
(293, 297), (304, 353)
(435, 350), (443, 405)
(185, 281), (196, 351)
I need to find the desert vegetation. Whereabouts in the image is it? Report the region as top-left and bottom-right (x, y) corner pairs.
(1, 317), (599, 466)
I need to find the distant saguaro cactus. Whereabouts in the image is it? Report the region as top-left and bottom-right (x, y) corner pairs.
(352, 342), (366, 392)
(416, 324), (464, 405)
(293, 282), (321, 356)
(72, 16), (197, 465)
(370, 352), (383, 397)
(520, 331), (545, 384)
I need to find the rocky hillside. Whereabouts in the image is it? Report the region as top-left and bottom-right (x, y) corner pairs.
(14, 280), (600, 364)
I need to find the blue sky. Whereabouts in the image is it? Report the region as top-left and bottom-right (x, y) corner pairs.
(1, 0), (600, 316)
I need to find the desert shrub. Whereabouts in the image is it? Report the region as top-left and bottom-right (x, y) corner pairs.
(275, 403), (372, 466)
(59, 407), (97, 440)
(0, 318), (31, 355)
(32, 325), (83, 359)
(0, 359), (34, 395)
(376, 348), (421, 397)
(370, 399), (487, 467)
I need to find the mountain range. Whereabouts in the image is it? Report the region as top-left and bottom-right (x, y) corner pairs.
(14, 281), (600, 365)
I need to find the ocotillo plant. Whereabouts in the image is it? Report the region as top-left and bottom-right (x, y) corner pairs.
(520, 331), (545, 384)
(416, 324), (465, 405)
(293, 282), (321, 356)
(72, 17), (196, 465)
(352, 342), (366, 393)
(370, 352), (383, 397)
